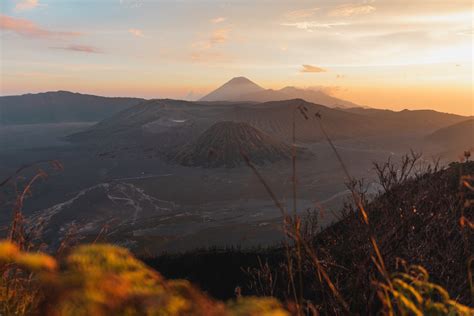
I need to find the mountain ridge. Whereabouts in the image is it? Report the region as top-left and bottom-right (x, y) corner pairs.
(427, 119), (474, 152)
(67, 98), (469, 151)
(199, 77), (265, 102)
(199, 77), (360, 108)
(0, 91), (144, 125)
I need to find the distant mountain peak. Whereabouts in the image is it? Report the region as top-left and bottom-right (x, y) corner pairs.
(199, 77), (264, 102)
(226, 76), (258, 85)
(199, 77), (361, 108)
(0, 91), (144, 124)
(219, 76), (263, 89)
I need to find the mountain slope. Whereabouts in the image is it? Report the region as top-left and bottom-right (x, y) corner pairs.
(66, 99), (224, 149)
(427, 119), (474, 149)
(146, 161), (474, 309)
(0, 91), (144, 125)
(172, 121), (292, 168)
(67, 98), (384, 146)
(343, 107), (469, 132)
(200, 77), (265, 102)
(240, 86), (359, 108)
(68, 98), (470, 148)
(224, 99), (470, 142)
(428, 118), (474, 141)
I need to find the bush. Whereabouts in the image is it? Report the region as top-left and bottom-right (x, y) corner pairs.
(0, 241), (289, 316)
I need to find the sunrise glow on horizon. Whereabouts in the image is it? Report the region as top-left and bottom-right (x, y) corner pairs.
(1, 0), (472, 115)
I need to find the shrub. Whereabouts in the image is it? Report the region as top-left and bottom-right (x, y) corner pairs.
(0, 241), (289, 316)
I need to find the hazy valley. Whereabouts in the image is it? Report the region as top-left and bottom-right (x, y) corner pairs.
(1, 77), (471, 255)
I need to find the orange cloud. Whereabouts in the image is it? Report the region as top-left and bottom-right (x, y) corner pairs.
(190, 28), (231, 63)
(210, 28), (230, 44)
(0, 14), (80, 38)
(285, 7), (320, 19)
(281, 21), (348, 31)
(308, 85), (344, 95)
(191, 51), (232, 63)
(193, 28), (230, 49)
(51, 45), (101, 54)
(328, 3), (376, 17)
(210, 17), (226, 24)
(128, 28), (144, 37)
(301, 64), (327, 73)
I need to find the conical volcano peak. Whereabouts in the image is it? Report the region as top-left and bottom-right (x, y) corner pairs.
(172, 121), (292, 168)
(226, 76), (258, 85)
(199, 77), (361, 107)
(199, 77), (264, 102)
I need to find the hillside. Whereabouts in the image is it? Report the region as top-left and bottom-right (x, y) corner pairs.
(172, 121), (292, 168)
(226, 99), (469, 142)
(0, 160), (472, 315)
(67, 99), (215, 140)
(343, 107), (469, 130)
(67, 98), (469, 149)
(427, 119), (474, 148)
(0, 91), (144, 125)
(145, 161), (474, 312)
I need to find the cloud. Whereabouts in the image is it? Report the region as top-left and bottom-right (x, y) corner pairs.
(328, 3), (376, 17)
(190, 28), (232, 63)
(285, 7), (320, 19)
(190, 51), (231, 63)
(51, 45), (102, 53)
(210, 28), (230, 44)
(281, 21), (348, 31)
(210, 17), (226, 24)
(300, 64), (327, 73)
(192, 28), (230, 50)
(15, 0), (39, 11)
(0, 14), (80, 38)
(128, 28), (144, 37)
(308, 85), (344, 95)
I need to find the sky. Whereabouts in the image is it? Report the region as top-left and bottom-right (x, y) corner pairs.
(0, 0), (472, 115)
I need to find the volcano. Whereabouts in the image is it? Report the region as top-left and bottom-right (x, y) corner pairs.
(199, 77), (360, 108)
(199, 77), (265, 102)
(172, 121), (292, 168)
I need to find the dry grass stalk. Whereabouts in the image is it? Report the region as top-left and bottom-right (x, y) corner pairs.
(241, 150), (301, 315)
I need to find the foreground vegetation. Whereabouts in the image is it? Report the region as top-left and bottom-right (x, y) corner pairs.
(0, 239), (471, 315)
(0, 154), (472, 314)
(0, 241), (289, 315)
